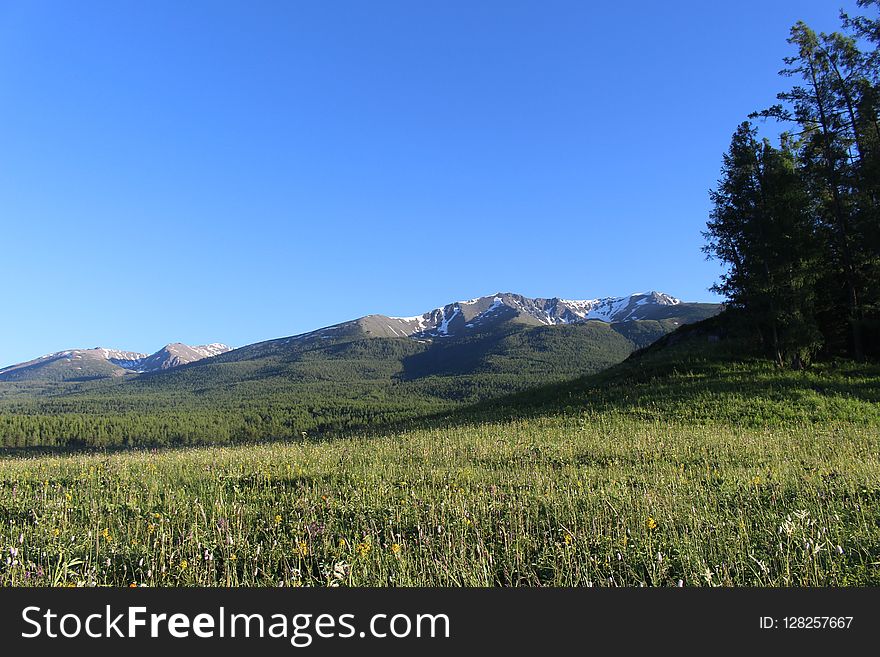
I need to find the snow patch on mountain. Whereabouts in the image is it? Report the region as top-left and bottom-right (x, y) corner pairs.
(188, 343), (232, 358)
(435, 306), (460, 336)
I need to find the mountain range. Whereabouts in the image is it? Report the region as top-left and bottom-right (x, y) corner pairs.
(220, 290), (717, 358)
(0, 289), (722, 444)
(0, 343), (231, 382)
(388, 290), (689, 338)
(0, 290), (719, 384)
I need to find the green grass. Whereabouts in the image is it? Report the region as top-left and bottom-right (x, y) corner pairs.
(1, 342), (878, 587)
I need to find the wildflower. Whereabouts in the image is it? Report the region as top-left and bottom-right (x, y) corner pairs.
(356, 541), (371, 557)
(563, 534), (573, 545)
(229, 554), (237, 562)
(297, 541), (309, 557)
(390, 543), (402, 555)
(274, 514), (282, 525)
(53, 528), (60, 537)
(703, 567), (714, 584)
(180, 560), (188, 571)
(646, 516), (658, 531)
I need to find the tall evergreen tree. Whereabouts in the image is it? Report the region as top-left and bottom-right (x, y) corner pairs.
(704, 123), (822, 367)
(749, 6), (880, 358)
(754, 22), (863, 357)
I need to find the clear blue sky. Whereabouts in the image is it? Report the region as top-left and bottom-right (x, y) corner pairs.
(0, 0), (859, 365)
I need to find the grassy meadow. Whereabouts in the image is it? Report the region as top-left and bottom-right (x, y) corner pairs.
(1, 348), (878, 587)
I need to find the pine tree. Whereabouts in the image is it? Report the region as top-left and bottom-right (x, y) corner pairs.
(749, 6), (880, 358)
(704, 123), (823, 367)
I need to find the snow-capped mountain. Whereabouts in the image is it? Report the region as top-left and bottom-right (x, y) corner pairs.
(123, 343), (232, 372)
(353, 291), (698, 340)
(0, 343), (232, 382)
(218, 291), (717, 359)
(212, 290), (719, 366)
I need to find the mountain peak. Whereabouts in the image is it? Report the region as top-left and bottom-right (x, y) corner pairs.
(136, 343), (232, 371)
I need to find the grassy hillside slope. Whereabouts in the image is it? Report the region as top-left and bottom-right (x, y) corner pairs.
(447, 319), (880, 428)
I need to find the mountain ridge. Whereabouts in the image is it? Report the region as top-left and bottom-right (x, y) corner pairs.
(0, 290), (720, 383)
(0, 343), (231, 382)
(241, 289), (718, 346)
(388, 290), (692, 338)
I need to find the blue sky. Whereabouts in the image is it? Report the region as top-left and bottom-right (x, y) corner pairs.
(0, 1), (859, 365)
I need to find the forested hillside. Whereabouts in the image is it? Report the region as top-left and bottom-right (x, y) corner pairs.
(0, 316), (706, 447)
